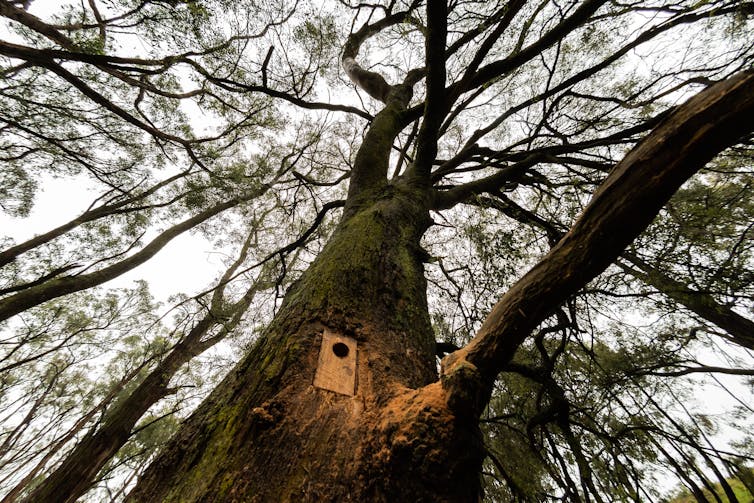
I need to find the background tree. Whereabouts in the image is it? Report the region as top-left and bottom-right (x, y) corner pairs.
(0, 0), (753, 501)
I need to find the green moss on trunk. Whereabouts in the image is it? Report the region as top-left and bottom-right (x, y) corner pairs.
(126, 187), (487, 502)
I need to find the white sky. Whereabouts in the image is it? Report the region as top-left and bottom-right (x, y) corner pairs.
(0, 176), (223, 302)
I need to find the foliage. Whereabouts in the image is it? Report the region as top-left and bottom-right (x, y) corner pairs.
(1, 0), (753, 501)
(667, 468), (754, 503)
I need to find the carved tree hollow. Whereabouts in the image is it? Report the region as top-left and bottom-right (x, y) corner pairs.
(332, 342), (349, 357)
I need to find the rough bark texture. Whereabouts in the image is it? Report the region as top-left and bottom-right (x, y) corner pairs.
(124, 67), (754, 503)
(127, 188), (485, 502)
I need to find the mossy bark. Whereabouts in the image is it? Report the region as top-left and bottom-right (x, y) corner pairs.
(126, 187), (485, 502)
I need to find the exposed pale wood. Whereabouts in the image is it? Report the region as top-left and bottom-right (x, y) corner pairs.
(313, 330), (357, 396)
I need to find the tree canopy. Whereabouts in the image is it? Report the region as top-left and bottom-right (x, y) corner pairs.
(0, 0), (753, 501)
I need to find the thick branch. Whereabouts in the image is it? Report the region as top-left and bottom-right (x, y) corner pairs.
(431, 109), (667, 208)
(470, 194), (564, 246)
(432, 154), (543, 209)
(406, 0), (447, 183)
(467, 194), (754, 351)
(0, 39), (371, 123)
(341, 10), (411, 102)
(344, 94), (410, 214)
(0, 1), (74, 49)
(0, 191), (263, 323)
(0, 170), (193, 268)
(441, 71), (754, 409)
(632, 365), (754, 378)
(619, 252), (754, 351)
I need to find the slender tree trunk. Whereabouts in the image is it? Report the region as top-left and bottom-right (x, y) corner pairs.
(17, 341), (202, 503)
(127, 190), (485, 502)
(2, 367), (140, 502)
(17, 233), (267, 503)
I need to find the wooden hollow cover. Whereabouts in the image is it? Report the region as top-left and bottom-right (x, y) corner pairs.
(313, 330), (357, 396)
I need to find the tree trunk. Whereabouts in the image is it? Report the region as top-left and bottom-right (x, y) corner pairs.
(15, 229), (266, 503)
(124, 68), (754, 503)
(18, 342), (203, 503)
(127, 189), (485, 502)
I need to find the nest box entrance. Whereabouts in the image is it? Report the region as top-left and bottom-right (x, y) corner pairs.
(313, 329), (357, 396)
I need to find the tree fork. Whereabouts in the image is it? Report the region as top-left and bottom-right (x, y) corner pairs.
(124, 70), (754, 503)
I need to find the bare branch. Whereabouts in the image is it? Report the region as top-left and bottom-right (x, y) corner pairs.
(441, 71), (754, 411)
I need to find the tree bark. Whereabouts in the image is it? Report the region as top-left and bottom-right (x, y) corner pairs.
(127, 188), (485, 502)
(124, 71), (754, 503)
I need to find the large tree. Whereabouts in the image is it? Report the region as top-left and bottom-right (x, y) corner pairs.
(1, 0), (753, 501)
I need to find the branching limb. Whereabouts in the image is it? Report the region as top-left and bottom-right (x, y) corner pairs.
(406, 0), (447, 184)
(0, 189), (267, 323)
(0, 169), (195, 268)
(440, 70), (754, 414)
(341, 5), (420, 102)
(618, 253), (754, 351)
